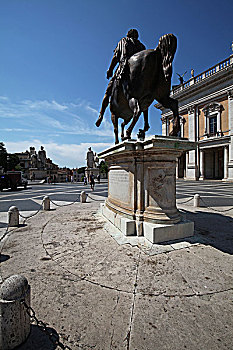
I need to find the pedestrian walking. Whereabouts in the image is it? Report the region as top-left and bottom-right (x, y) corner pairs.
(90, 173), (95, 191)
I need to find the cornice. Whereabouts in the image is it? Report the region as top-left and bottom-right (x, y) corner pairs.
(171, 65), (233, 100)
(161, 84), (233, 118)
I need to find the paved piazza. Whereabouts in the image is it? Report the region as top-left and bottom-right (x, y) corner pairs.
(0, 180), (232, 349)
(0, 195), (232, 349)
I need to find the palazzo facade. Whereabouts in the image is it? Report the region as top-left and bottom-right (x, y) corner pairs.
(156, 54), (233, 181)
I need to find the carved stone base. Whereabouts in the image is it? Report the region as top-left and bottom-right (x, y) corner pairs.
(98, 136), (196, 243)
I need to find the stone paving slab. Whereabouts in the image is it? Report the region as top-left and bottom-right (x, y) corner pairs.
(0, 201), (232, 349)
(130, 291), (233, 350)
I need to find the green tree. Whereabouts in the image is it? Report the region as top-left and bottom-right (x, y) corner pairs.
(0, 142), (7, 171)
(78, 166), (86, 174)
(99, 161), (108, 174)
(7, 154), (20, 171)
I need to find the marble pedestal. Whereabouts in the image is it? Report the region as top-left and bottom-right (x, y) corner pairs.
(98, 136), (196, 243)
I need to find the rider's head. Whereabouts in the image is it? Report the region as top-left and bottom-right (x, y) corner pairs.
(127, 29), (139, 40)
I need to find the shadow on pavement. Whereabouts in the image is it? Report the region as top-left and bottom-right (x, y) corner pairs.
(162, 209), (233, 255)
(0, 222), (8, 228)
(17, 325), (60, 350)
(0, 254), (10, 262)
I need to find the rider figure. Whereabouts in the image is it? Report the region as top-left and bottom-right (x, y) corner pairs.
(96, 29), (145, 127)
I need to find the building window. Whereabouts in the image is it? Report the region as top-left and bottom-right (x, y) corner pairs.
(203, 102), (222, 138)
(209, 115), (217, 136)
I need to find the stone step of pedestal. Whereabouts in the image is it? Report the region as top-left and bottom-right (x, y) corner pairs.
(101, 203), (194, 244)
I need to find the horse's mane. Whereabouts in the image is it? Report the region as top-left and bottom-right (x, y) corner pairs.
(158, 34), (177, 82)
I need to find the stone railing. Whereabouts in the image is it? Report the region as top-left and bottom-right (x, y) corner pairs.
(171, 55), (233, 96)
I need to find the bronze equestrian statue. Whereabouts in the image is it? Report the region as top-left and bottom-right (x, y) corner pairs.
(96, 31), (180, 144)
(96, 29), (146, 129)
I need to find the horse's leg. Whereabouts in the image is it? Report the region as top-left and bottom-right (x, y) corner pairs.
(111, 113), (119, 144)
(159, 96), (180, 136)
(124, 98), (141, 139)
(143, 109), (150, 132)
(121, 121), (126, 140)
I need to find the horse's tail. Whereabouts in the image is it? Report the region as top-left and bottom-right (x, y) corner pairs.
(158, 34), (177, 82)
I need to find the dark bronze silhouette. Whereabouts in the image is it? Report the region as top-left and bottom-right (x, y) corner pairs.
(97, 33), (180, 144)
(176, 71), (187, 85)
(96, 29), (146, 128)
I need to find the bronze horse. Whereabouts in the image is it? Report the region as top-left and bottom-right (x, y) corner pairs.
(108, 33), (180, 144)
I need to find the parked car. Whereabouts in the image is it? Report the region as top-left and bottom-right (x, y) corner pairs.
(0, 171), (28, 191)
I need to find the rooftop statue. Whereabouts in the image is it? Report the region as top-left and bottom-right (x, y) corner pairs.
(96, 31), (181, 144)
(176, 71), (187, 85)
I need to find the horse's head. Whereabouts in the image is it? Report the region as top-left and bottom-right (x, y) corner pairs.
(158, 34), (177, 81)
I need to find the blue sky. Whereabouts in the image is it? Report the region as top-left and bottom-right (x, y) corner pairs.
(1, 0), (233, 167)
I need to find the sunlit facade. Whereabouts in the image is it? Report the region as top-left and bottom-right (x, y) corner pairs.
(156, 54), (233, 181)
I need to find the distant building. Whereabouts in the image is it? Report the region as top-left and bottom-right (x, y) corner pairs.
(156, 54), (233, 181)
(15, 146), (58, 180)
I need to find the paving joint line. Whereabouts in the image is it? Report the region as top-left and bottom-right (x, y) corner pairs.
(125, 250), (141, 350)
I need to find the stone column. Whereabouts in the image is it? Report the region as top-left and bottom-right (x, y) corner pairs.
(186, 106), (197, 179)
(215, 150), (219, 178)
(224, 146), (229, 180)
(184, 152), (189, 179)
(196, 146), (200, 179)
(227, 90), (233, 180)
(199, 150), (204, 180)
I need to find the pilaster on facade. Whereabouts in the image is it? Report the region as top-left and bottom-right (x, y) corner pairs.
(227, 89), (233, 180)
(161, 116), (167, 136)
(223, 145), (229, 180)
(199, 149), (204, 180)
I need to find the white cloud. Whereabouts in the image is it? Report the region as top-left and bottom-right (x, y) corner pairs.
(2, 128), (31, 132)
(0, 97), (112, 137)
(85, 105), (99, 115)
(5, 140), (113, 168)
(0, 96), (9, 101)
(22, 99), (68, 111)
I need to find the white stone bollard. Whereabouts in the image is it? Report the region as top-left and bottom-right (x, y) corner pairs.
(43, 196), (50, 210)
(194, 194), (200, 207)
(80, 191), (87, 203)
(0, 275), (31, 349)
(8, 206), (19, 227)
